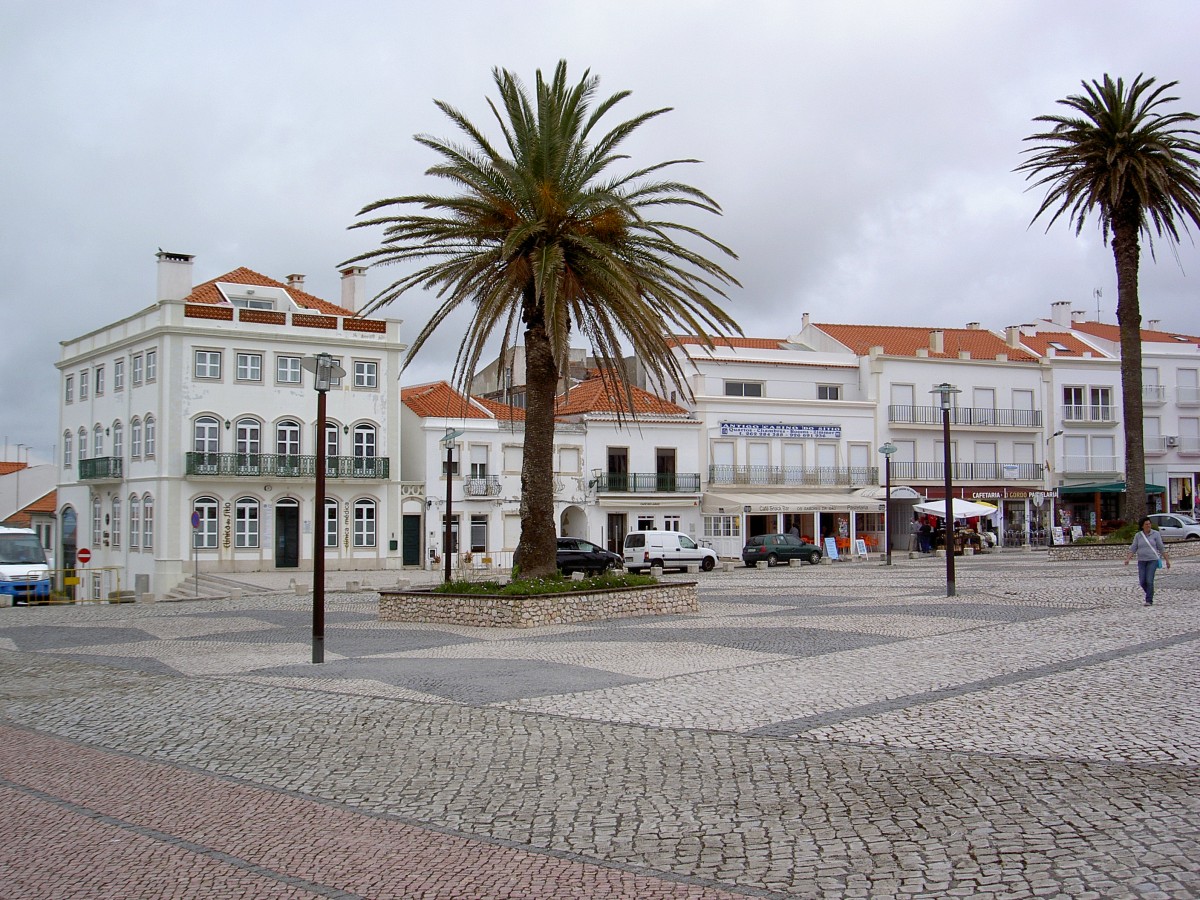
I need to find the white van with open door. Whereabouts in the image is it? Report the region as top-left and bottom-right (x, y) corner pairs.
(623, 530), (717, 573)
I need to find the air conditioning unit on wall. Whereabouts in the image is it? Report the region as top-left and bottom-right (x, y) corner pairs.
(1165, 435), (1179, 447)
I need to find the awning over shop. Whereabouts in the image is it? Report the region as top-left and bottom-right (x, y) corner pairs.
(853, 486), (923, 500)
(702, 491), (884, 514)
(1057, 481), (1165, 495)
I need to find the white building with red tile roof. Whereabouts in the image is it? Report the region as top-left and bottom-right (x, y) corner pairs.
(56, 251), (407, 598)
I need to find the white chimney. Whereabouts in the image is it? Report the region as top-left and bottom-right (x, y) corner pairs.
(1148, 319), (1161, 331)
(1050, 301), (1072, 327)
(1005, 326), (1021, 348)
(929, 330), (944, 353)
(286, 273), (306, 291)
(965, 322), (980, 330)
(1071, 310), (1087, 323)
(916, 347), (929, 357)
(340, 266), (368, 313)
(801, 312), (811, 330)
(156, 250), (194, 302)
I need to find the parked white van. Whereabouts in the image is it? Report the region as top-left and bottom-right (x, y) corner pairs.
(623, 530), (718, 573)
(0, 526), (51, 605)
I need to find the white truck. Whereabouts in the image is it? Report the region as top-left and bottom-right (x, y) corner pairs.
(0, 526), (52, 605)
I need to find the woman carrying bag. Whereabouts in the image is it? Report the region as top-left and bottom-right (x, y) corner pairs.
(1125, 516), (1170, 606)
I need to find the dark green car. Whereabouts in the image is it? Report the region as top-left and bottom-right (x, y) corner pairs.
(742, 533), (822, 566)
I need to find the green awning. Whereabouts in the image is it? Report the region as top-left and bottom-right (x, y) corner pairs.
(1057, 481), (1165, 495)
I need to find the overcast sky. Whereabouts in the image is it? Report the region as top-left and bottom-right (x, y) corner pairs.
(4, 0), (1200, 464)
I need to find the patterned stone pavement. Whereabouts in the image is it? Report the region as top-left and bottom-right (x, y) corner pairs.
(0, 551), (1196, 898)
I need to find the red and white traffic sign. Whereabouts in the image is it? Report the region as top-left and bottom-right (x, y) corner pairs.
(77, 548), (92, 564)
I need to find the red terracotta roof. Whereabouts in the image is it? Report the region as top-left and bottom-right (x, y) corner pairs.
(1018, 331), (1105, 358)
(556, 376), (689, 417)
(474, 396), (526, 422)
(670, 335), (787, 350)
(1070, 320), (1200, 346)
(815, 323), (1039, 362)
(184, 268), (354, 317)
(401, 382), (492, 419)
(0, 462), (28, 476)
(3, 490), (55, 528)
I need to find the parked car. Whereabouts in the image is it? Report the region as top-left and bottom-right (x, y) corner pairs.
(742, 533), (823, 566)
(514, 537), (624, 575)
(1147, 513), (1200, 541)
(623, 530), (718, 573)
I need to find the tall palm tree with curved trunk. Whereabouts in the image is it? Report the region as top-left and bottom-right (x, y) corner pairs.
(344, 62), (740, 577)
(1018, 74), (1200, 524)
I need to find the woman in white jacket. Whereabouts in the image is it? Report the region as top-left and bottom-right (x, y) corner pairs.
(1125, 517), (1170, 606)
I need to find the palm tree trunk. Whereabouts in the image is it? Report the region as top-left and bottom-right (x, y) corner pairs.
(515, 306), (561, 578)
(1112, 215), (1147, 524)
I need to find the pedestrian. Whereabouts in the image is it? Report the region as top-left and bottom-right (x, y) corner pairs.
(789, 522), (800, 539)
(1125, 516), (1170, 606)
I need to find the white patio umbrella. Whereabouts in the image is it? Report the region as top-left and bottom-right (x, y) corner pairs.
(913, 499), (999, 520)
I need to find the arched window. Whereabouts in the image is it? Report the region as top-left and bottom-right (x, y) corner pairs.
(192, 497), (217, 549)
(144, 416), (156, 457)
(78, 427), (88, 460)
(194, 416), (220, 454)
(142, 494), (154, 550)
(324, 498), (338, 549)
(129, 495), (141, 549)
(112, 422), (123, 461)
(93, 424), (104, 457)
(353, 424), (377, 458)
(91, 496), (102, 544)
(111, 496), (121, 548)
(324, 423), (340, 459)
(130, 418), (142, 458)
(236, 419), (261, 455)
(353, 499), (376, 547)
(234, 497), (259, 548)
(276, 420), (301, 456)
(63, 432), (73, 468)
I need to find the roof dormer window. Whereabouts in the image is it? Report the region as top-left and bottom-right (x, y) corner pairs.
(229, 292), (276, 311)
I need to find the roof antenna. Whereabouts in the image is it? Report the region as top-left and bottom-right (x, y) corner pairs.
(1093, 287), (1102, 323)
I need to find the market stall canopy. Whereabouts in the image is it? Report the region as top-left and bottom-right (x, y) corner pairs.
(702, 492), (884, 514)
(1056, 481), (1164, 495)
(853, 486), (922, 500)
(913, 499), (999, 519)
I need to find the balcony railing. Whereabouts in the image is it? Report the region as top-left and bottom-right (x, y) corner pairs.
(1179, 437), (1200, 455)
(463, 475), (502, 496)
(78, 457), (123, 480)
(890, 462), (1042, 482)
(1177, 385), (1200, 406)
(708, 465), (877, 486)
(1062, 404), (1116, 423)
(1144, 435), (1170, 454)
(596, 472), (702, 492)
(185, 452), (390, 478)
(1060, 455), (1120, 474)
(888, 405), (1042, 428)
(1142, 384), (1166, 404)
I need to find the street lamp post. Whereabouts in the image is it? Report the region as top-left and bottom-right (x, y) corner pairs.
(441, 429), (465, 584)
(930, 383), (961, 597)
(301, 353), (344, 664)
(878, 442), (897, 566)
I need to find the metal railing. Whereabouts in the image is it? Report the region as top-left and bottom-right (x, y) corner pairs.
(1177, 385), (1200, 406)
(595, 472), (702, 492)
(888, 405), (1042, 427)
(1060, 455), (1120, 474)
(1142, 384), (1166, 404)
(890, 461), (1042, 481)
(1062, 404), (1116, 423)
(78, 457), (124, 480)
(707, 465), (877, 486)
(185, 452), (390, 478)
(463, 475), (502, 496)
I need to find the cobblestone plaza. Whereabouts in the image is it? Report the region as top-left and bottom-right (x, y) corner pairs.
(0, 552), (1196, 898)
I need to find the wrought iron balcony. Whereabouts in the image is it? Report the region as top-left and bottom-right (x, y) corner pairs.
(890, 461), (1042, 481)
(707, 465), (877, 486)
(888, 405), (1042, 428)
(78, 457), (123, 481)
(463, 475), (502, 496)
(1061, 404), (1116, 424)
(185, 452), (390, 479)
(595, 472), (702, 492)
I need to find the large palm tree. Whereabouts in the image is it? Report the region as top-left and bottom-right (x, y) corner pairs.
(344, 62), (740, 577)
(1018, 74), (1200, 523)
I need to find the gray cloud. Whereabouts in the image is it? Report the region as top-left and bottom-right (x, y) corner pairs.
(3, 0), (1199, 462)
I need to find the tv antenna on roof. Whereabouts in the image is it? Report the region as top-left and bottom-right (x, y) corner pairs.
(1093, 287), (1102, 322)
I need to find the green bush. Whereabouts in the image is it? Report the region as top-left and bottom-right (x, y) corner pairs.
(432, 571), (657, 596)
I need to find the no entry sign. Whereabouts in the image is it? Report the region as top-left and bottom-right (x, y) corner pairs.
(77, 548), (92, 564)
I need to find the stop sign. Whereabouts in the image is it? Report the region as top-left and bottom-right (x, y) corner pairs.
(77, 548), (92, 564)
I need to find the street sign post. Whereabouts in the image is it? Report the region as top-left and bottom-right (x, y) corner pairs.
(77, 547), (92, 565)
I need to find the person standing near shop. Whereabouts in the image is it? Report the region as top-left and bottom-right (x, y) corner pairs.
(1125, 517), (1170, 606)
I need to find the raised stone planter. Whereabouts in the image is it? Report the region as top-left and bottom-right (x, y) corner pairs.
(379, 581), (698, 628)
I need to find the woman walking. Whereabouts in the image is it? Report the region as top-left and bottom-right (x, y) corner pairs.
(1125, 517), (1170, 606)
